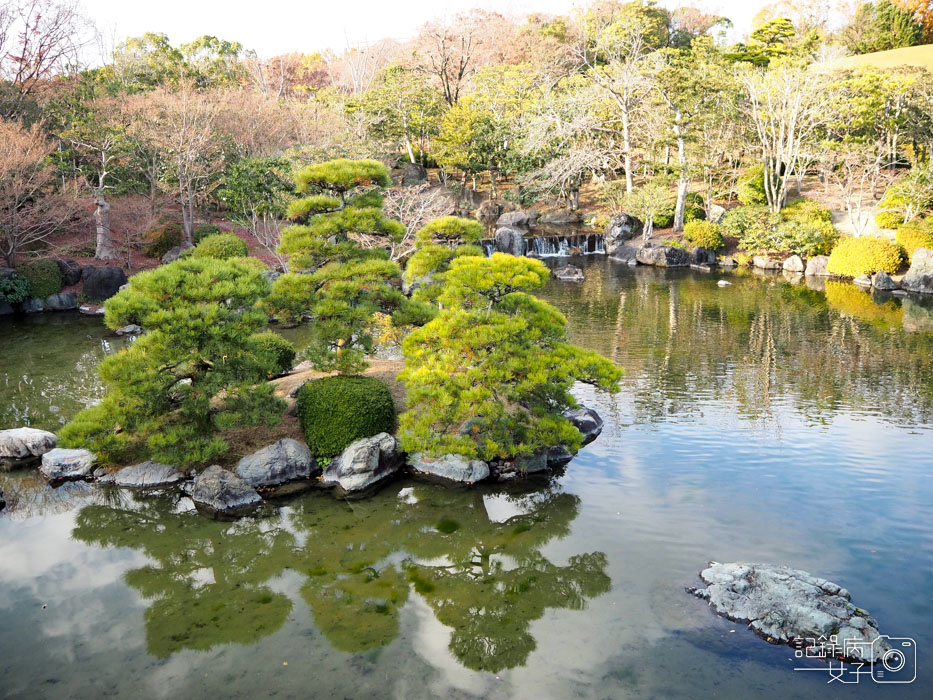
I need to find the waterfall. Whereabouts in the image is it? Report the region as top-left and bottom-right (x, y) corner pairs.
(481, 232), (605, 257)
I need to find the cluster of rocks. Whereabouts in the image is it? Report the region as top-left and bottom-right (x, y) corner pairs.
(688, 562), (891, 662)
(1, 261), (128, 317)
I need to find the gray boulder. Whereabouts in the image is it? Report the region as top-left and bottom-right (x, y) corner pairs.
(322, 433), (403, 497)
(115, 324), (142, 336)
(235, 438), (318, 489)
(553, 265), (584, 281)
(901, 248), (933, 295)
(189, 465), (262, 516)
(39, 448), (96, 481)
(497, 210), (534, 228)
(44, 292), (77, 311)
(609, 244), (639, 266)
(546, 445), (575, 468)
(688, 562), (889, 663)
(475, 200), (503, 226)
(409, 453), (490, 484)
(752, 255), (782, 270)
(83, 266), (128, 302)
(708, 204), (726, 224)
(783, 255), (805, 273)
(636, 244), (691, 268)
(98, 461), (184, 488)
(400, 162), (427, 185)
(161, 243), (193, 264)
(872, 271), (898, 291)
(538, 208), (583, 225)
(0, 427), (57, 469)
(854, 274), (872, 287)
(563, 406), (603, 445)
(514, 451), (548, 473)
(21, 298), (44, 313)
(495, 226), (525, 256)
(54, 258), (83, 285)
(604, 213), (643, 254)
(691, 247), (717, 266)
(805, 255), (831, 277)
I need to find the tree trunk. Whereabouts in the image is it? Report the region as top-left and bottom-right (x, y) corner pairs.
(622, 110), (634, 194)
(93, 195), (117, 260)
(672, 111), (688, 233)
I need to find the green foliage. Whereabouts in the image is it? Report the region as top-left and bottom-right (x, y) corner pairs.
(0, 273), (30, 304)
(296, 376), (396, 459)
(826, 236), (904, 277)
(217, 157), (292, 226)
(399, 253), (622, 462)
(662, 240), (689, 250)
(875, 209), (905, 229)
(191, 233), (249, 260)
(725, 201), (838, 256)
(721, 204), (771, 239)
(59, 257), (284, 466)
(684, 205), (706, 223)
(876, 168), (933, 226)
(895, 218), (933, 263)
(144, 222), (184, 258)
(404, 244), (484, 303)
(784, 198), (832, 223)
(736, 164), (767, 205)
(683, 220), (724, 250)
(414, 217), (484, 247)
(293, 158), (391, 197)
(248, 331), (296, 377)
(621, 180), (675, 233)
(192, 224), (220, 243)
(19, 259), (63, 298)
(841, 1), (924, 55)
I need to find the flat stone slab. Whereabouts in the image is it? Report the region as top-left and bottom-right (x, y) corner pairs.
(98, 461), (184, 488)
(0, 427), (57, 462)
(235, 438), (318, 489)
(688, 562), (889, 662)
(39, 448), (96, 481)
(409, 453), (490, 484)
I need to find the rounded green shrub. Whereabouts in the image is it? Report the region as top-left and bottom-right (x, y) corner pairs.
(684, 205), (706, 223)
(193, 223), (221, 243)
(784, 198), (832, 223)
(874, 210), (904, 229)
(0, 272), (31, 304)
(143, 222), (183, 258)
(775, 218), (839, 257)
(19, 259), (63, 298)
(654, 211), (674, 229)
(249, 331), (296, 377)
(826, 236), (903, 277)
(191, 233), (249, 260)
(895, 220), (933, 263)
(737, 164), (767, 205)
(683, 220), (724, 250)
(415, 216), (485, 246)
(297, 375), (396, 459)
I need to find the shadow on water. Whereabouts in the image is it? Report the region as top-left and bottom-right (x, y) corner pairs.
(71, 480), (610, 672)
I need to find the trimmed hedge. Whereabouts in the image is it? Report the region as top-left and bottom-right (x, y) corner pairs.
(895, 220), (933, 263)
(19, 259), (63, 298)
(191, 233), (249, 260)
(683, 220), (724, 250)
(143, 222), (183, 258)
(249, 331), (296, 377)
(826, 236), (903, 277)
(297, 375), (396, 459)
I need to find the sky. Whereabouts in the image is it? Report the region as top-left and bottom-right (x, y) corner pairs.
(82, 0), (762, 59)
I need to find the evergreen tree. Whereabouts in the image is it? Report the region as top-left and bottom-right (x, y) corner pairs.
(399, 253), (622, 462)
(60, 257), (286, 466)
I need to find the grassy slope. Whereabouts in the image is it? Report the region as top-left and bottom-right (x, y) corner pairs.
(834, 44), (933, 71)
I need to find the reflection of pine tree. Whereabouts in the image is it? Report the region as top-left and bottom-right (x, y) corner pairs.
(73, 496), (295, 657)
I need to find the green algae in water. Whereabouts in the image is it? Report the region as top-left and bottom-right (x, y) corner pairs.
(435, 518), (460, 533)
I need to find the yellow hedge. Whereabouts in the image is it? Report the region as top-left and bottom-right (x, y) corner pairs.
(895, 221), (933, 264)
(826, 236), (903, 277)
(683, 220), (724, 250)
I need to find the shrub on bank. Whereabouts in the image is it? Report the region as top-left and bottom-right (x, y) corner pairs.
(724, 199), (837, 256)
(296, 375), (396, 459)
(191, 233), (249, 260)
(874, 210), (904, 229)
(826, 236), (903, 277)
(895, 219), (933, 263)
(143, 222), (183, 258)
(249, 331), (296, 377)
(683, 220), (724, 250)
(0, 273), (30, 304)
(737, 164), (767, 205)
(414, 216), (484, 246)
(193, 223), (221, 243)
(19, 259), (63, 298)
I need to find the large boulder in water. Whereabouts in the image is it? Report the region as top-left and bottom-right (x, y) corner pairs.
(44, 292), (77, 311)
(688, 562), (890, 662)
(189, 465), (262, 517)
(495, 226), (525, 256)
(563, 406), (603, 445)
(609, 244), (639, 266)
(98, 461), (184, 488)
(83, 266), (128, 302)
(872, 271), (898, 291)
(553, 265), (584, 281)
(322, 432), (403, 497)
(409, 453), (490, 485)
(783, 255), (805, 273)
(39, 448), (96, 481)
(235, 438), (319, 490)
(805, 255), (831, 277)
(604, 213), (643, 254)
(901, 248), (933, 295)
(691, 247), (718, 266)
(0, 427), (57, 469)
(636, 244), (691, 268)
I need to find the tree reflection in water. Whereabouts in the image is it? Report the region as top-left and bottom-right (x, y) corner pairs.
(72, 481), (610, 671)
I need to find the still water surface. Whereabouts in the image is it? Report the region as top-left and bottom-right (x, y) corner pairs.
(1, 257), (932, 698)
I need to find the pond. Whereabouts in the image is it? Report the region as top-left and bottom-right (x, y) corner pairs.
(1, 257), (932, 698)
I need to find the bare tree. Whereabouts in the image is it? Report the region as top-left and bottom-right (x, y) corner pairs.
(0, 0), (92, 119)
(412, 14), (483, 106)
(325, 37), (397, 95)
(0, 119), (73, 267)
(826, 145), (888, 236)
(376, 183), (454, 261)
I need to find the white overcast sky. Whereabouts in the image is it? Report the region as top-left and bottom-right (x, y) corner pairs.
(83, 0), (762, 58)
